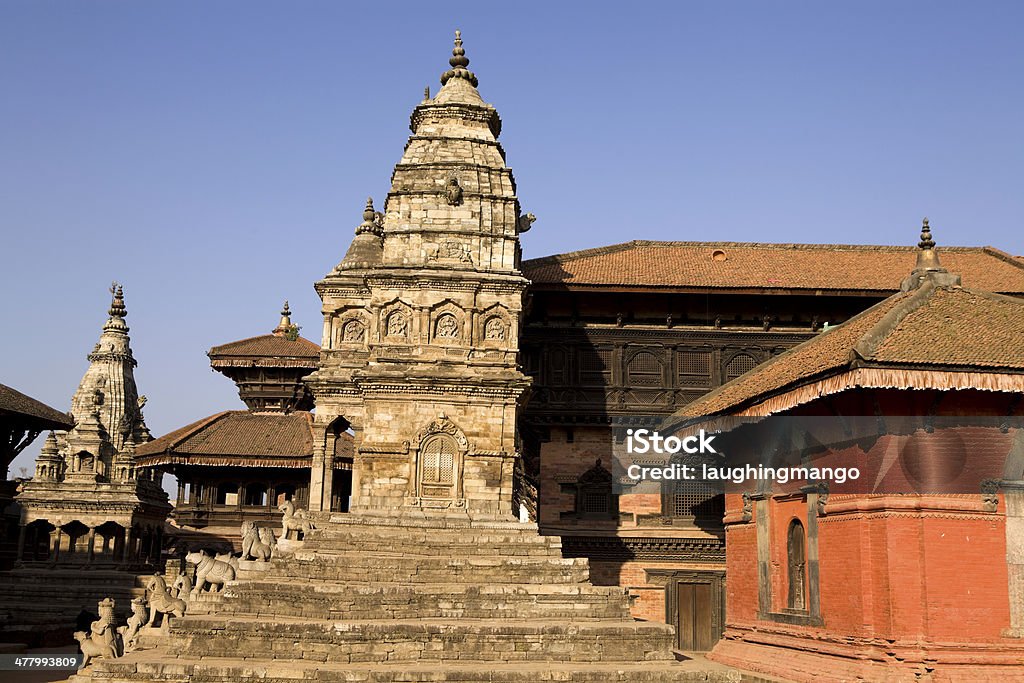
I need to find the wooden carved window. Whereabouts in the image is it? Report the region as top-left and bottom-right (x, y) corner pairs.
(419, 434), (456, 497)
(569, 459), (617, 520)
(547, 347), (568, 385)
(626, 350), (663, 387)
(724, 353), (757, 383)
(666, 479), (724, 525)
(578, 347), (613, 385)
(677, 349), (712, 388)
(787, 519), (807, 611)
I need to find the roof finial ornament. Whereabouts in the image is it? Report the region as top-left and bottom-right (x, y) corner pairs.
(274, 300), (292, 336)
(901, 216), (960, 291)
(355, 196), (384, 237)
(102, 281), (129, 333)
(423, 86), (431, 102)
(918, 217), (935, 250)
(440, 29), (478, 88)
(108, 282), (126, 319)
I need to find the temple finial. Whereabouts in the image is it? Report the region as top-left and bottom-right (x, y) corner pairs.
(355, 196), (383, 237)
(440, 29), (478, 88)
(901, 216), (959, 290)
(918, 217), (935, 250)
(423, 86), (431, 102)
(108, 282), (126, 319)
(274, 300), (292, 335)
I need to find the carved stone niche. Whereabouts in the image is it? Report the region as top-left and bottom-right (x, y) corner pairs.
(478, 304), (511, 346)
(379, 301), (414, 343)
(430, 301), (465, 345)
(331, 309), (369, 348)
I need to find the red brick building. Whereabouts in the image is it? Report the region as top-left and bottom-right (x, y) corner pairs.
(676, 223), (1024, 681)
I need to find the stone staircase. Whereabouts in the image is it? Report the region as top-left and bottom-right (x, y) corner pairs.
(0, 569), (147, 646)
(68, 514), (740, 682)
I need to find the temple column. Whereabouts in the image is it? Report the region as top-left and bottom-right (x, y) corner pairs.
(176, 479), (185, 506)
(309, 425), (329, 512)
(121, 527), (132, 565)
(86, 526), (96, 565)
(15, 524), (26, 564)
(50, 528), (62, 563)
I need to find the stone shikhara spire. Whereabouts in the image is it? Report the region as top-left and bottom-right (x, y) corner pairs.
(60, 283), (151, 481)
(311, 32), (534, 517)
(333, 30), (535, 274)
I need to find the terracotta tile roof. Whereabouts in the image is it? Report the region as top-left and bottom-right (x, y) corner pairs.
(136, 411), (352, 467)
(0, 383), (74, 430)
(677, 278), (1024, 418)
(523, 241), (1024, 294)
(208, 334), (320, 363)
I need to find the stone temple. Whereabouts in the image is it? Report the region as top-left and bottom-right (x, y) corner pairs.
(2, 30), (1024, 683)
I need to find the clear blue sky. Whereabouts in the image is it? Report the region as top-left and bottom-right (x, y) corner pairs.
(3, 2), (1022, 479)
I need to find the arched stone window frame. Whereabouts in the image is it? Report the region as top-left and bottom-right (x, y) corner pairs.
(410, 416), (468, 504)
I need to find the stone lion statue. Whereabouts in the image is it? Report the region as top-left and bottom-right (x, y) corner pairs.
(240, 521), (275, 561)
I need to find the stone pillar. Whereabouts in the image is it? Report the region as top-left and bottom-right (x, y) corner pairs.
(176, 479), (185, 506)
(15, 524), (26, 564)
(86, 526), (97, 565)
(1004, 480), (1024, 637)
(121, 528), (133, 565)
(309, 426), (329, 512)
(50, 527), (62, 563)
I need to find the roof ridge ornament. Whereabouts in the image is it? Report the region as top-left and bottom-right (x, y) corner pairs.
(440, 30), (479, 88)
(355, 197), (384, 237)
(273, 300), (292, 336)
(901, 217), (961, 291)
(918, 217), (936, 250)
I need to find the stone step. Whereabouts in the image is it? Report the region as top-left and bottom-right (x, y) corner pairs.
(217, 581), (633, 620)
(300, 527), (563, 557)
(248, 554), (592, 584)
(71, 653), (743, 682)
(155, 615), (679, 664)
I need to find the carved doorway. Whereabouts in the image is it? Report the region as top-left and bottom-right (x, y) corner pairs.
(651, 570), (725, 653)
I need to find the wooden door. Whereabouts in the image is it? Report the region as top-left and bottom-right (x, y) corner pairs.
(676, 581), (715, 651)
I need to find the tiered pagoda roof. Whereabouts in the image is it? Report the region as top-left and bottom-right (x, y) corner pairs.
(676, 221), (1024, 418)
(523, 240), (1024, 294)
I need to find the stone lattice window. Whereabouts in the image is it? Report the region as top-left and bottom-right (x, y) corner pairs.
(419, 434), (456, 496)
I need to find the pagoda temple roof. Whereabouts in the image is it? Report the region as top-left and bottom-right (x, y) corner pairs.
(676, 248), (1024, 420)
(523, 240), (1024, 295)
(0, 383), (74, 431)
(208, 301), (320, 368)
(207, 334), (320, 368)
(136, 410), (352, 468)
